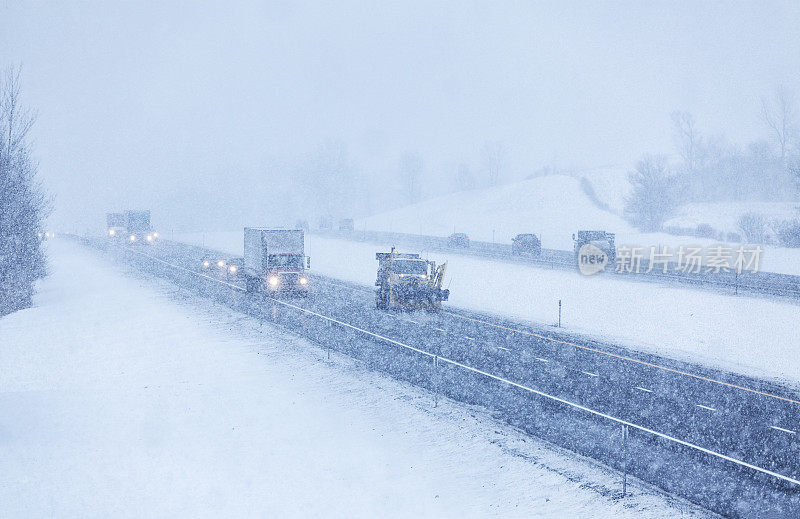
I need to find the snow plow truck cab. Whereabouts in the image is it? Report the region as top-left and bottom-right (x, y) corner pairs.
(375, 248), (449, 311)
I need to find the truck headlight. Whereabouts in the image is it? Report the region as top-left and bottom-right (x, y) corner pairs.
(109, 229), (116, 236)
(299, 276), (308, 285)
(146, 235), (153, 242)
(153, 232), (159, 238)
(217, 260), (225, 268)
(269, 275), (279, 287)
(202, 260), (210, 268)
(228, 265), (237, 274)
(130, 235), (136, 242)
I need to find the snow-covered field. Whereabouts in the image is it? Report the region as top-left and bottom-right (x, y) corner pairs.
(665, 201), (799, 236)
(0, 239), (711, 518)
(354, 173), (800, 275)
(177, 231), (800, 388)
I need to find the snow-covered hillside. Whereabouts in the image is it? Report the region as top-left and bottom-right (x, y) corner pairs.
(576, 165), (633, 215)
(355, 173), (800, 274)
(0, 239), (709, 518)
(358, 174), (633, 250)
(355, 172), (708, 251)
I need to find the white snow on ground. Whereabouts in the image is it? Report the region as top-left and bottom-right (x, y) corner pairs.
(577, 165), (633, 215)
(0, 239), (711, 518)
(354, 173), (800, 275)
(665, 202), (798, 236)
(178, 231), (800, 387)
(358, 174), (632, 250)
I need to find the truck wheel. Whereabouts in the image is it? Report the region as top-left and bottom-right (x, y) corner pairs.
(376, 288), (388, 309)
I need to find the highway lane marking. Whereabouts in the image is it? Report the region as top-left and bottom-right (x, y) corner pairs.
(124, 247), (800, 488)
(434, 327), (446, 333)
(245, 273), (800, 407)
(408, 319), (419, 324)
(635, 387), (653, 393)
(695, 404), (717, 412)
(535, 357), (549, 363)
(582, 371), (599, 377)
(770, 426), (796, 435)
(498, 346), (510, 351)
(464, 336), (475, 340)
(441, 310), (800, 406)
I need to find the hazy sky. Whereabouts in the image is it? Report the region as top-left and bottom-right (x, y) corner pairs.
(1, 1), (799, 230)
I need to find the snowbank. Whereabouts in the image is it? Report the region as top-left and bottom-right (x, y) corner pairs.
(0, 239), (707, 518)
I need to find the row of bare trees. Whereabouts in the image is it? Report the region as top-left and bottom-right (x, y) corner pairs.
(397, 141), (507, 205)
(625, 88), (800, 232)
(0, 66), (49, 316)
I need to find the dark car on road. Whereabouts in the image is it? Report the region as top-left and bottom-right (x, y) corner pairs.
(512, 233), (541, 256)
(447, 232), (470, 248)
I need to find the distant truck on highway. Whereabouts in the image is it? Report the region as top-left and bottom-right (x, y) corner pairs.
(124, 210), (158, 244)
(106, 212), (126, 239)
(573, 230), (615, 273)
(243, 228), (309, 294)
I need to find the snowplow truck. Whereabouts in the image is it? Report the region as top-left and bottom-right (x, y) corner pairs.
(243, 228), (309, 294)
(375, 249), (449, 311)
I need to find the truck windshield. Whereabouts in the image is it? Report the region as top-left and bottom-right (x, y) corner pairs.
(393, 259), (428, 275)
(269, 254), (303, 268)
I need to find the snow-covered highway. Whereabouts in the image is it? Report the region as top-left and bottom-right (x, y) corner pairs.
(0, 239), (709, 518)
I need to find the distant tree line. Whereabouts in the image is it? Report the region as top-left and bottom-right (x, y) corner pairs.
(625, 88), (800, 240)
(0, 66), (49, 316)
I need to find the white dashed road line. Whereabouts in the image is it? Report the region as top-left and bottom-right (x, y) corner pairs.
(635, 386), (653, 393)
(770, 426), (797, 435)
(464, 336), (475, 340)
(582, 371), (599, 378)
(498, 346), (510, 352)
(535, 357), (549, 363)
(696, 404), (717, 412)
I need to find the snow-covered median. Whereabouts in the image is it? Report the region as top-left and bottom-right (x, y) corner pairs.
(0, 239), (708, 518)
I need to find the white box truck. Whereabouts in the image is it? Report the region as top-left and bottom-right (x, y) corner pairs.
(243, 228), (309, 294)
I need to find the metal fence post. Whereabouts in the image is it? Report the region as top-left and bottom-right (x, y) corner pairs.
(433, 355), (439, 407)
(558, 299), (562, 328)
(622, 424), (629, 497)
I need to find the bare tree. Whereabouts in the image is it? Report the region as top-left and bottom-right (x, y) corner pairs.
(399, 151), (423, 203)
(761, 88), (796, 165)
(305, 141), (361, 220)
(481, 141), (505, 187)
(0, 65), (49, 315)
(671, 111), (701, 172)
(454, 162), (474, 191)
